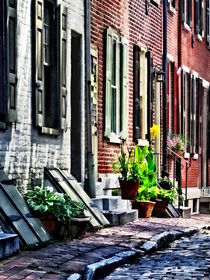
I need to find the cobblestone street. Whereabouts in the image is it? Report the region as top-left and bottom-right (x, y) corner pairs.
(105, 229), (210, 280)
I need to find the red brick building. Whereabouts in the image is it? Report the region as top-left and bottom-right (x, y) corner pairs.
(167, 0), (210, 213)
(90, 0), (163, 193)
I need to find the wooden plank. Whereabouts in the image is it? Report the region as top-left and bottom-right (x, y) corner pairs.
(0, 186), (40, 246)
(45, 168), (110, 228)
(1, 183), (51, 243)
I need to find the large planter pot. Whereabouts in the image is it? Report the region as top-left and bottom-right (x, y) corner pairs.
(175, 149), (183, 157)
(119, 180), (140, 200)
(40, 213), (71, 239)
(132, 200), (156, 218)
(70, 217), (91, 239)
(152, 199), (168, 217)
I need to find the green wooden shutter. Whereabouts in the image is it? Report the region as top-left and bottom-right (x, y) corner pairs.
(133, 45), (141, 141)
(104, 28), (113, 138)
(207, 0), (210, 45)
(120, 37), (128, 140)
(7, 0), (17, 123)
(58, 5), (67, 130)
(147, 51), (154, 142)
(34, 0), (44, 127)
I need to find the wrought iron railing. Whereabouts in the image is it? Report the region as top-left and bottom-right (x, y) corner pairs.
(154, 148), (190, 208)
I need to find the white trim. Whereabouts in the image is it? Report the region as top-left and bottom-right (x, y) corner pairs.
(197, 34), (203, 41)
(182, 65), (190, 73)
(183, 22), (191, 31)
(184, 152), (190, 159)
(138, 43), (147, 53)
(167, 54), (175, 62)
(193, 153), (199, 160)
(192, 70), (198, 78)
(120, 36), (128, 45)
(202, 79), (209, 88)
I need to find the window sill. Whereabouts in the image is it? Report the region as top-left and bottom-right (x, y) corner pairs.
(197, 34), (203, 42)
(137, 139), (149, 147)
(40, 127), (60, 136)
(183, 23), (191, 32)
(184, 152), (190, 159)
(108, 134), (121, 144)
(168, 6), (176, 15)
(193, 153), (199, 160)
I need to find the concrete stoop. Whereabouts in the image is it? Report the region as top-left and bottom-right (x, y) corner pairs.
(0, 233), (19, 260)
(92, 196), (138, 225)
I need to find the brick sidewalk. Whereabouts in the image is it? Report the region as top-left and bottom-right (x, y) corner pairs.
(0, 215), (210, 280)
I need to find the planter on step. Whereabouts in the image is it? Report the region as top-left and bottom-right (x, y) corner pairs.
(152, 199), (168, 217)
(132, 200), (156, 218)
(119, 180), (140, 200)
(40, 213), (71, 239)
(70, 216), (91, 239)
(175, 149), (183, 157)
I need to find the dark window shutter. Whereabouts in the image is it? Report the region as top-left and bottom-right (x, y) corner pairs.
(182, 0), (185, 22)
(133, 45), (141, 141)
(0, 1), (6, 124)
(146, 51), (154, 142)
(34, 0), (44, 127)
(194, 0), (199, 34)
(174, 65), (178, 133)
(181, 70), (184, 135)
(207, 0), (210, 44)
(200, 0), (203, 36)
(58, 5), (67, 130)
(188, 0), (192, 26)
(7, 0), (17, 123)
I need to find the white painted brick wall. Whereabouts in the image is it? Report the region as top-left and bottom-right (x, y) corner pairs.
(0, 0), (85, 190)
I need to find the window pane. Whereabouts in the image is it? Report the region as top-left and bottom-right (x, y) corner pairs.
(112, 39), (116, 86)
(37, 29), (42, 80)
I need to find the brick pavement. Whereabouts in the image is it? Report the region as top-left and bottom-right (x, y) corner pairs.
(0, 215), (210, 280)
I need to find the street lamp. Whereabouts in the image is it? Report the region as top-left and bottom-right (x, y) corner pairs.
(156, 69), (165, 83)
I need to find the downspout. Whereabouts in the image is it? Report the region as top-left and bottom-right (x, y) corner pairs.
(162, 0), (167, 176)
(84, 0), (96, 198)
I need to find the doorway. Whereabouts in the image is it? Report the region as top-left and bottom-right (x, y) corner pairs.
(71, 32), (82, 181)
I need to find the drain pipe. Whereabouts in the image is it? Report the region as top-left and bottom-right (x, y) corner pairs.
(162, 0), (167, 177)
(84, 0), (96, 198)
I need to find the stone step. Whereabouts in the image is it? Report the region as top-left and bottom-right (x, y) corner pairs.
(92, 196), (131, 211)
(0, 233), (19, 260)
(102, 209), (138, 226)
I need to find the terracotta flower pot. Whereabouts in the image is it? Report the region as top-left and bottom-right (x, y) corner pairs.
(119, 180), (140, 200)
(132, 200), (156, 218)
(153, 199), (168, 217)
(175, 149), (183, 157)
(70, 217), (91, 239)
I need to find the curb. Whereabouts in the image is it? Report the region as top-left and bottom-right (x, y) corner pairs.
(68, 224), (209, 280)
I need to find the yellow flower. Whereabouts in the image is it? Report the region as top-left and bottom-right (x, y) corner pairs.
(150, 124), (160, 138)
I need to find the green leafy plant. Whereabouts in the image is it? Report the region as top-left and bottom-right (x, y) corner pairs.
(24, 186), (86, 222)
(157, 187), (178, 204)
(157, 177), (173, 190)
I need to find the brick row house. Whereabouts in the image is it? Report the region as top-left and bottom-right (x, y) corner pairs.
(0, 0), (86, 189)
(90, 0), (164, 196)
(167, 0), (210, 213)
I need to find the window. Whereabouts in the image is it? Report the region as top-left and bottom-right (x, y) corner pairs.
(133, 45), (154, 143)
(182, 0), (192, 27)
(34, 0), (67, 134)
(206, 0), (210, 46)
(0, 0), (17, 129)
(181, 69), (191, 152)
(194, 0), (204, 37)
(104, 28), (128, 142)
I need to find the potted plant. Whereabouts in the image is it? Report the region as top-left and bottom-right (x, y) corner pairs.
(167, 133), (186, 156)
(132, 146), (159, 218)
(24, 186), (88, 239)
(112, 145), (146, 200)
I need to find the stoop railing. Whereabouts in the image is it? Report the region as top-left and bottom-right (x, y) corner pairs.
(154, 148), (190, 209)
